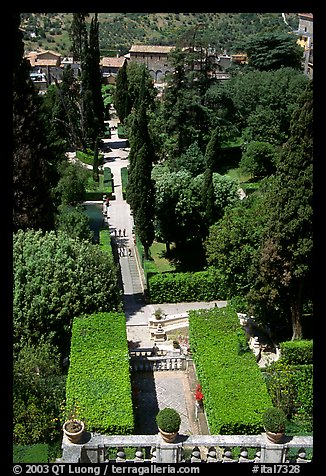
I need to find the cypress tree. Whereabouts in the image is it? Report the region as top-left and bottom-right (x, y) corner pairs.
(72, 13), (104, 150)
(69, 13), (89, 63)
(126, 69), (155, 259)
(13, 13), (55, 232)
(88, 13), (104, 137)
(133, 143), (155, 260)
(114, 60), (130, 124)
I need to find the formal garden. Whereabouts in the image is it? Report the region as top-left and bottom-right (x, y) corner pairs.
(13, 12), (313, 464)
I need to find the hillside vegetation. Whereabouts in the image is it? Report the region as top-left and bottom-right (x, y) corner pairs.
(20, 12), (298, 56)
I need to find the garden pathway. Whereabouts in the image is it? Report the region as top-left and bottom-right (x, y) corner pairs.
(103, 121), (227, 341)
(101, 116), (225, 435)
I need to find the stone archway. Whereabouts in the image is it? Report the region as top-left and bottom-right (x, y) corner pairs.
(155, 70), (164, 82)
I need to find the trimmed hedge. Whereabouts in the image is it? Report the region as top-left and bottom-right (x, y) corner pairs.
(264, 360), (313, 418)
(189, 306), (272, 434)
(121, 167), (128, 200)
(65, 312), (134, 435)
(117, 124), (128, 139)
(148, 269), (227, 303)
(292, 364), (313, 416)
(85, 169), (114, 200)
(13, 444), (49, 463)
(76, 149), (104, 166)
(279, 340), (313, 365)
(100, 229), (113, 254)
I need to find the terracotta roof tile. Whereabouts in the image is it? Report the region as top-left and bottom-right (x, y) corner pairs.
(129, 44), (174, 54)
(101, 57), (126, 68)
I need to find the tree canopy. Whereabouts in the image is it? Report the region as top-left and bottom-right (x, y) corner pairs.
(248, 82), (313, 340)
(13, 229), (122, 355)
(245, 32), (303, 71)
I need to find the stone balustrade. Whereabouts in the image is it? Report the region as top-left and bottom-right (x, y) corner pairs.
(129, 347), (188, 372)
(58, 433), (313, 464)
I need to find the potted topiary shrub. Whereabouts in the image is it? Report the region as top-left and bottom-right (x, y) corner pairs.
(154, 308), (165, 320)
(262, 407), (286, 443)
(156, 407), (181, 443)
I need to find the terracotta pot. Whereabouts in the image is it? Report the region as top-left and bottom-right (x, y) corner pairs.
(63, 420), (85, 444)
(265, 430), (284, 443)
(158, 427), (178, 443)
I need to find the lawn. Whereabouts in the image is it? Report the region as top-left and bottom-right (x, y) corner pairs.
(225, 167), (252, 183)
(13, 441), (62, 463)
(149, 241), (176, 273)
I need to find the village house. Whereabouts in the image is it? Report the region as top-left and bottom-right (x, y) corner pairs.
(100, 56), (127, 84)
(25, 49), (63, 90)
(24, 43), (246, 95)
(294, 13), (313, 78)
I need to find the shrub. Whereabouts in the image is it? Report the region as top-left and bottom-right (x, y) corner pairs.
(65, 312), (134, 435)
(55, 204), (94, 242)
(55, 162), (87, 205)
(279, 340), (313, 365)
(156, 408), (181, 433)
(13, 339), (66, 445)
(148, 269), (227, 303)
(117, 124), (128, 139)
(263, 361), (313, 418)
(262, 407), (286, 433)
(76, 148), (104, 167)
(13, 230), (122, 354)
(189, 306), (272, 434)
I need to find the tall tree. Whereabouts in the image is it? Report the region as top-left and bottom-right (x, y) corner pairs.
(205, 192), (266, 299)
(42, 67), (86, 151)
(249, 83), (313, 340)
(114, 60), (130, 124)
(126, 69), (155, 259)
(245, 32), (303, 71)
(13, 13), (55, 232)
(80, 13), (104, 149)
(69, 13), (89, 62)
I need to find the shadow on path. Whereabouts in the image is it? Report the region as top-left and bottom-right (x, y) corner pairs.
(132, 371), (159, 434)
(123, 293), (146, 321)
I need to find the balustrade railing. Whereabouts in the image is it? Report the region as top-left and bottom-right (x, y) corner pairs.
(58, 433), (313, 464)
(129, 347), (188, 372)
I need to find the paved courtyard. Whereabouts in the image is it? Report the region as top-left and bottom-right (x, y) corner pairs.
(132, 368), (208, 436)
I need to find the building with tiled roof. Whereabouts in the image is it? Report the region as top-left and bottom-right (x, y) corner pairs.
(101, 56), (126, 83)
(129, 45), (174, 55)
(25, 49), (63, 90)
(128, 44), (175, 82)
(26, 49), (61, 67)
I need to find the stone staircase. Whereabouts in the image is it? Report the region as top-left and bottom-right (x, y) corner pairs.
(127, 255), (144, 297)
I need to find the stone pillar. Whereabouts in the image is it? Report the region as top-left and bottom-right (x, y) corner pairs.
(155, 434), (182, 463)
(260, 434), (286, 463)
